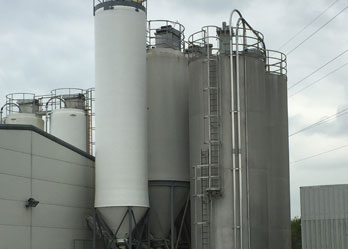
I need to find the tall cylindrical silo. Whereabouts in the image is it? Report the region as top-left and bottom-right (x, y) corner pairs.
(265, 51), (291, 249)
(94, 0), (149, 241)
(188, 24), (269, 249)
(147, 22), (190, 247)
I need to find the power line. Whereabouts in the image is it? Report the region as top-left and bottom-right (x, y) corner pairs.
(291, 143), (348, 165)
(290, 106), (348, 136)
(287, 4), (348, 56)
(288, 48), (348, 89)
(278, 0), (339, 50)
(289, 61), (348, 98)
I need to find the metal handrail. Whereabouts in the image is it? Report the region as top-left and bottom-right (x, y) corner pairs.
(0, 103), (20, 124)
(50, 88), (85, 96)
(147, 20), (186, 52)
(45, 96), (67, 133)
(49, 88), (87, 112)
(266, 50), (287, 75)
(93, 0), (147, 15)
(187, 25), (265, 59)
(187, 26), (222, 59)
(5, 93), (36, 115)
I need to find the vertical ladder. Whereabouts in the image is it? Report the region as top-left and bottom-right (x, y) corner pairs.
(200, 150), (210, 249)
(193, 54), (221, 249)
(206, 58), (220, 193)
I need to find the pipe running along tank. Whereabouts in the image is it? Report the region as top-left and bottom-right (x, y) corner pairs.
(94, 0), (149, 242)
(188, 19), (280, 249)
(147, 21), (190, 248)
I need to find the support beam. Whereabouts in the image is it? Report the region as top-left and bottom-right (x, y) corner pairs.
(170, 185), (175, 249)
(128, 207), (133, 249)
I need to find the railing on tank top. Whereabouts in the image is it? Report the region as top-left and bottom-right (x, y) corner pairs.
(93, 0), (147, 15)
(187, 26), (266, 60)
(266, 50), (287, 76)
(50, 88), (85, 111)
(0, 93), (38, 124)
(4, 93), (36, 115)
(147, 20), (186, 52)
(187, 26), (222, 59)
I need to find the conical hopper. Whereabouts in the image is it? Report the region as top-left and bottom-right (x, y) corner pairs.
(149, 185), (189, 240)
(98, 206), (148, 239)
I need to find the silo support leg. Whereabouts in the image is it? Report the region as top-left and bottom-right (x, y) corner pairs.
(175, 193), (190, 249)
(93, 208), (97, 249)
(170, 185), (174, 249)
(128, 207), (133, 249)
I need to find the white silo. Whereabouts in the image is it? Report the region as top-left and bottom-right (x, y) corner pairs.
(47, 89), (88, 152)
(94, 0), (148, 245)
(147, 21), (190, 248)
(50, 108), (87, 151)
(1, 93), (44, 130)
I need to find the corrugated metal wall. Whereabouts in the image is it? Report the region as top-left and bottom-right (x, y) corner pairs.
(301, 185), (348, 249)
(0, 129), (95, 249)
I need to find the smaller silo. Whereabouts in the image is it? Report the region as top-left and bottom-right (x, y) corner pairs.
(48, 89), (88, 152)
(2, 93), (44, 130)
(265, 50), (291, 249)
(147, 21), (190, 248)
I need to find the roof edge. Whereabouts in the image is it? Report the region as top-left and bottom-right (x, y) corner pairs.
(0, 124), (95, 161)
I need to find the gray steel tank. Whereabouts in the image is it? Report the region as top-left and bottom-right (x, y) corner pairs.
(147, 21), (190, 248)
(188, 24), (271, 249)
(265, 50), (291, 249)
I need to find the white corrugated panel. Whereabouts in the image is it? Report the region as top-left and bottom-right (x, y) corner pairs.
(301, 185), (348, 249)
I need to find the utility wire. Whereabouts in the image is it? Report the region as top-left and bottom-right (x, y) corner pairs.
(278, 0), (339, 50)
(291, 143), (348, 165)
(288, 48), (348, 89)
(290, 106), (348, 136)
(289, 61), (348, 98)
(287, 4), (348, 55)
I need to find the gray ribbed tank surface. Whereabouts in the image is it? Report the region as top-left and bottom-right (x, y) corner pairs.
(265, 72), (291, 249)
(188, 22), (290, 249)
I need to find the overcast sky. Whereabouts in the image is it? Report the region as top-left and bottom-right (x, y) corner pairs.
(1, 0), (348, 218)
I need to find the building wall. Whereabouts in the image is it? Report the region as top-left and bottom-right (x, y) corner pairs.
(0, 128), (95, 249)
(301, 185), (348, 249)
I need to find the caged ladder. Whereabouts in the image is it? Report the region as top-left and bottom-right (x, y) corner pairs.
(193, 50), (221, 249)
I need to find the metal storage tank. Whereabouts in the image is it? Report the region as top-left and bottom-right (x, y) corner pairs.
(147, 21), (190, 248)
(50, 108), (87, 151)
(188, 21), (270, 249)
(301, 185), (348, 249)
(265, 51), (291, 249)
(94, 0), (149, 244)
(1, 93), (44, 130)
